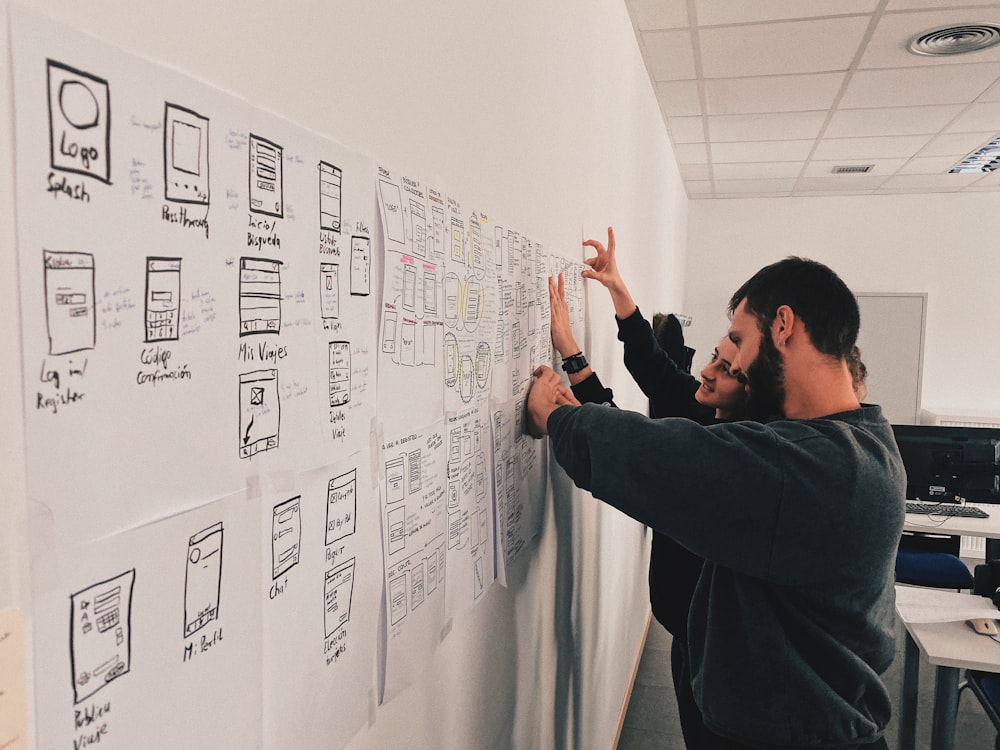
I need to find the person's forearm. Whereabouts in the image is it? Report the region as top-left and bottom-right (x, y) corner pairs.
(607, 280), (637, 320)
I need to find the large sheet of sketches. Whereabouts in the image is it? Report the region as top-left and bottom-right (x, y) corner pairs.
(262, 451), (380, 750)
(12, 9), (377, 546)
(375, 166), (446, 435)
(378, 421), (448, 703)
(443, 403), (495, 621)
(488, 226), (555, 584)
(30, 491), (262, 750)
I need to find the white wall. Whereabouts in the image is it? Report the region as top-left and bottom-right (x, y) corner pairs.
(0, 1), (688, 749)
(683, 193), (1000, 416)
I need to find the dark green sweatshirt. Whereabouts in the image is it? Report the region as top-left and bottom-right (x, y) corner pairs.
(547, 403), (905, 748)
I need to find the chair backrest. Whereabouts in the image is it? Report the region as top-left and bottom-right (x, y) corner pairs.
(898, 530), (962, 556)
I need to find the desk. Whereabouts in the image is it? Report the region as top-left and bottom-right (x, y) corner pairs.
(904, 502), (1000, 559)
(895, 585), (1000, 750)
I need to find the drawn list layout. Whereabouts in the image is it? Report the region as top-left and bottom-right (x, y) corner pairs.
(375, 166), (445, 435)
(444, 404), (496, 620)
(378, 422), (448, 703)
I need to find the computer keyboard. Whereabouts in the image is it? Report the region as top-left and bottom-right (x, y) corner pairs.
(905, 501), (989, 518)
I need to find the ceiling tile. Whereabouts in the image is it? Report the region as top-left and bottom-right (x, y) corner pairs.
(840, 64), (1000, 108)
(713, 161), (805, 180)
(796, 175), (888, 191)
(880, 172), (986, 190)
(802, 158), (908, 177)
(699, 17), (871, 78)
(982, 79), (1000, 102)
(714, 178), (798, 193)
(812, 134), (932, 159)
(944, 102), (1000, 133)
(886, 0), (1000, 11)
(674, 142), (710, 164)
(897, 155), (967, 174)
(703, 72), (846, 115)
(656, 80), (703, 116)
(668, 116), (707, 143)
(859, 9), (1000, 69)
(641, 29), (697, 80)
(685, 180), (715, 194)
(825, 105), (965, 137)
(695, 0), (880, 26)
(680, 164), (712, 180)
(970, 169), (1000, 185)
(627, 0), (689, 30)
(918, 131), (997, 156)
(711, 139), (817, 162)
(708, 111), (828, 142)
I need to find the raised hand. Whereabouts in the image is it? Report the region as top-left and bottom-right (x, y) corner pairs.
(581, 226), (637, 319)
(549, 273), (580, 359)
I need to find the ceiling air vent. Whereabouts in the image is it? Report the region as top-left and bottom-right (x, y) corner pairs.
(832, 165), (874, 174)
(907, 24), (1000, 56)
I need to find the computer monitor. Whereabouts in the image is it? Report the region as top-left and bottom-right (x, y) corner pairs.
(891, 424), (1000, 503)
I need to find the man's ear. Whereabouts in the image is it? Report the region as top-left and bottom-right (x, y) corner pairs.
(772, 305), (796, 347)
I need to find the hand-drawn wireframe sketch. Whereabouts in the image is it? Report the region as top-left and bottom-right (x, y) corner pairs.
(387, 505), (406, 555)
(318, 161), (342, 231)
(377, 168), (444, 381)
(377, 179), (405, 245)
(324, 558), (356, 637)
(248, 134), (283, 217)
(271, 496), (301, 580)
(184, 522), (223, 638)
(144, 257), (181, 342)
(319, 262), (339, 322)
(69, 569), (135, 704)
(350, 236), (371, 296)
(410, 562), (425, 609)
(388, 571), (406, 625)
(43, 250), (95, 355)
(450, 216), (464, 262)
(239, 257), (282, 336)
(239, 369), (280, 458)
(443, 209), (497, 410)
(325, 468), (357, 545)
(429, 203), (445, 261)
(163, 103), (209, 205)
(409, 199), (427, 257)
(385, 455), (405, 503)
(47, 59), (110, 184)
(328, 341), (351, 407)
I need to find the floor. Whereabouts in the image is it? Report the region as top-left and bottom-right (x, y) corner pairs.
(617, 613), (997, 750)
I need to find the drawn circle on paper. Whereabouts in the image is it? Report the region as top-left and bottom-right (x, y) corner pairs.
(189, 547), (201, 564)
(59, 81), (100, 129)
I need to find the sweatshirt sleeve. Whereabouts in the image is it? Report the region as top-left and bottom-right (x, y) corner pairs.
(617, 308), (711, 421)
(547, 403), (782, 577)
(569, 372), (616, 407)
(546, 403), (906, 586)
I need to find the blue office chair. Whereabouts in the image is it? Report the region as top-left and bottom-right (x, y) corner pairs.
(894, 531), (975, 591)
(961, 670), (1000, 749)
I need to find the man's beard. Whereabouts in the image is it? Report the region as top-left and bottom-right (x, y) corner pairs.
(744, 331), (786, 421)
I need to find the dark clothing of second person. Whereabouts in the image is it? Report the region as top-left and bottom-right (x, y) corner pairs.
(569, 307), (712, 639)
(569, 307), (716, 749)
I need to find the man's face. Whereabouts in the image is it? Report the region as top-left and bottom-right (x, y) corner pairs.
(728, 300), (786, 419)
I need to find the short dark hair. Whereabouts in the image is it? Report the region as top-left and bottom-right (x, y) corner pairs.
(727, 257), (859, 359)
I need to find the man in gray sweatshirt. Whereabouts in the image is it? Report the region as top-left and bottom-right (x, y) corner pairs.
(527, 257), (905, 750)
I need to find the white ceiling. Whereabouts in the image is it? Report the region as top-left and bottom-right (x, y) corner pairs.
(625, 0), (1000, 198)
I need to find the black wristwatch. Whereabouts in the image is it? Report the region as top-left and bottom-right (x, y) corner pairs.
(561, 352), (589, 374)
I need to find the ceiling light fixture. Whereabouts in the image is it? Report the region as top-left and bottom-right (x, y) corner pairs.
(950, 136), (1000, 174)
(907, 24), (1000, 56)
